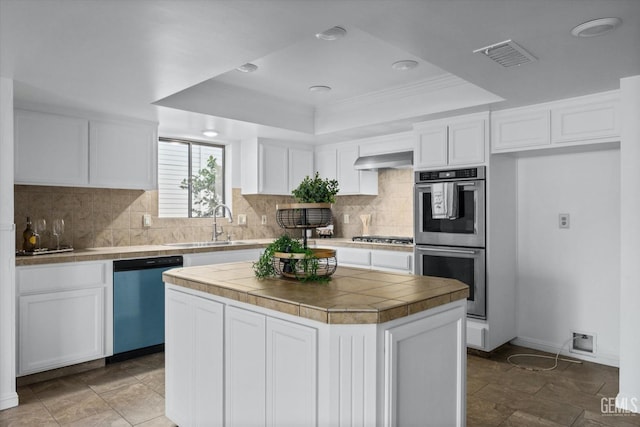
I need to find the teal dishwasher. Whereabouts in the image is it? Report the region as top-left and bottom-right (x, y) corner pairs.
(110, 255), (183, 363)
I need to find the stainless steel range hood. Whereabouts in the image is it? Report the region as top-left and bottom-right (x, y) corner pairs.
(353, 151), (413, 170)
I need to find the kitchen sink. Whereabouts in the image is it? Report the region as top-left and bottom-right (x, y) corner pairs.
(164, 241), (246, 248)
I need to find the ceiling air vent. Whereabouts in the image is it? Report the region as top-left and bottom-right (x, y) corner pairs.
(473, 39), (537, 67)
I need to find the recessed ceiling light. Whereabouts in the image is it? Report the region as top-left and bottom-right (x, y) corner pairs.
(308, 85), (332, 93)
(236, 63), (258, 73)
(571, 17), (621, 37)
(391, 60), (419, 71)
(202, 129), (218, 137)
(315, 26), (347, 41)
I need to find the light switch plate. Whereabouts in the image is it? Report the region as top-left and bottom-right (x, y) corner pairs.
(237, 214), (247, 225)
(261, 215), (267, 225)
(143, 214), (152, 228)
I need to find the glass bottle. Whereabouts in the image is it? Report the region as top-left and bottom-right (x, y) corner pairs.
(22, 217), (37, 252)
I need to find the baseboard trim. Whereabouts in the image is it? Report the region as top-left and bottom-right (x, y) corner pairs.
(0, 392), (19, 411)
(511, 337), (619, 367)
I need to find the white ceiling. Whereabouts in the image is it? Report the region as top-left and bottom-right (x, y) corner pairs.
(1, 0), (639, 145)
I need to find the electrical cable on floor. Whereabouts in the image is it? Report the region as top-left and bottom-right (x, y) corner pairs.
(507, 336), (584, 372)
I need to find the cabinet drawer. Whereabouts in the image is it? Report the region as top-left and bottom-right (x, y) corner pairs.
(371, 250), (413, 273)
(336, 248), (371, 267)
(17, 261), (109, 294)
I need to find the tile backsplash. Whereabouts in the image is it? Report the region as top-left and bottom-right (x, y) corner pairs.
(14, 169), (413, 249)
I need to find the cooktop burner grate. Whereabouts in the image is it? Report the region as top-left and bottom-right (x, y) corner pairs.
(351, 236), (414, 245)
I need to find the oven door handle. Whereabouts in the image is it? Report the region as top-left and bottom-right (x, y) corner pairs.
(417, 247), (479, 255)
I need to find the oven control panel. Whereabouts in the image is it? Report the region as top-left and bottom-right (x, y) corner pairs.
(416, 166), (485, 182)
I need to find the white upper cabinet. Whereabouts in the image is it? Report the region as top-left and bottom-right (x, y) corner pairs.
(89, 119), (157, 190)
(288, 147), (315, 192)
(314, 143), (377, 196)
(551, 92), (620, 144)
(491, 108), (551, 151)
(14, 107), (158, 189)
(15, 109), (90, 186)
(491, 90), (620, 153)
(259, 141), (289, 194)
(414, 112), (488, 170)
(314, 148), (337, 181)
(241, 138), (314, 195)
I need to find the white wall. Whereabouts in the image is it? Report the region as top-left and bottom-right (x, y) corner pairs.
(514, 147), (620, 366)
(0, 77), (18, 410)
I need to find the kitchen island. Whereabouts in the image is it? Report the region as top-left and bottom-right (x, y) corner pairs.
(163, 262), (469, 427)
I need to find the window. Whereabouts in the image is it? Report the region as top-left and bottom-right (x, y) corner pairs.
(158, 138), (225, 218)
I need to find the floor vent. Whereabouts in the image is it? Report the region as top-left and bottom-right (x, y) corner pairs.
(473, 39), (537, 67)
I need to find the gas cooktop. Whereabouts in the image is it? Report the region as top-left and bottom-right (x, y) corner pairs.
(351, 236), (414, 245)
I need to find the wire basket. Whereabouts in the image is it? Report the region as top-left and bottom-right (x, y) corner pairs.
(275, 203), (333, 229)
(272, 248), (337, 279)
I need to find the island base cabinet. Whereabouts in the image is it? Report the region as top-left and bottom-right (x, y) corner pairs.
(165, 283), (466, 427)
(225, 306), (317, 427)
(383, 304), (466, 427)
(165, 289), (224, 427)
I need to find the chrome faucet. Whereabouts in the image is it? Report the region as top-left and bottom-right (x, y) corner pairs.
(212, 204), (233, 241)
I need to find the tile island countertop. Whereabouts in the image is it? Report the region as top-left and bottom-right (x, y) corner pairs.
(163, 261), (468, 325)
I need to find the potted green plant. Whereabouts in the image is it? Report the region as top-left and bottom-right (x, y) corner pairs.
(291, 172), (339, 203)
(253, 234), (335, 282)
(276, 173), (338, 228)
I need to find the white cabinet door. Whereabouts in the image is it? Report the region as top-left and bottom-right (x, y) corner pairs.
(491, 108), (551, 152)
(337, 145), (360, 194)
(165, 288), (224, 427)
(415, 113), (487, 169)
(371, 250), (413, 273)
(193, 293), (224, 426)
(182, 249), (262, 267)
(165, 289), (193, 427)
(89, 119), (157, 189)
(14, 109), (89, 186)
(315, 148), (337, 180)
(266, 317), (317, 427)
(384, 305), (466, 427)
(551, 95), (619, 144)
(18, 288), (104, 375)
(225, 306), (266, 427)
(337, 145), (377, 195)
(415, 126), (448, 169)
(259, 142), (289, 194)
(448, 119), (485, 166)
(288, 147), (314, 192)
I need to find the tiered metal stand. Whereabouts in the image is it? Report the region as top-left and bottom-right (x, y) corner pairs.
(274, 203), (337, 279)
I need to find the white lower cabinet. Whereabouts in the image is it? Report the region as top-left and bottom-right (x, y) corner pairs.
(225, 307), (318, 427)
(321, 246), (413, 273)
(165, 289), (224, 427)
(16, 261), (112, 376)
(19, 288), (104, 375)
(265, 317), (317, 427)
(225, 307), (266, 427)
(164, 283), (466, 427)
(182, 248), (262, 267)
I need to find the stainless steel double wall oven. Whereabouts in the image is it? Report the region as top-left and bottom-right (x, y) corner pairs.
(414, 166), (486, 319)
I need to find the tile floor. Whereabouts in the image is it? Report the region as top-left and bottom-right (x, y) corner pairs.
(1, 344), (639, 426)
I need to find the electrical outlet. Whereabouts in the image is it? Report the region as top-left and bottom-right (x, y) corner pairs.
(571, 331), (596, 356)
(344, 214), (350, 224)
(261, 215), (267, 225)
(142, 214), (152, 228)
(559, 213), (570, 229)
(237, 214), (247, 225)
